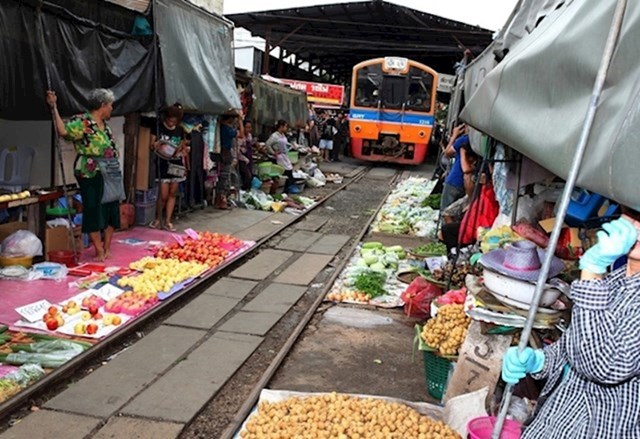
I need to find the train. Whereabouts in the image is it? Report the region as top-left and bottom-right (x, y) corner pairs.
(349, 57), (438, 165)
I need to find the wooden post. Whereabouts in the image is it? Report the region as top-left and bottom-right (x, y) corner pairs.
(123, 113), (140, 201)
(262, 26), (271, 75)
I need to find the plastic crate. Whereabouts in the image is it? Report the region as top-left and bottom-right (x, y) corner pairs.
(422, 350), (452, 401)
(135, 202), (156, 225)
(135, 187), (158, 204)
(287, 151), (299, 164)
(257, 162), (285, 178)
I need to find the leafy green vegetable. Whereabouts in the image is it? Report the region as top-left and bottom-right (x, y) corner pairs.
(421, 194), (442, 209)
(353, 272), (387, 298)
(411, 242), (447, 256)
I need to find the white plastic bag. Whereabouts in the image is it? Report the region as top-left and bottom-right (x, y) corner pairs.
(1, 230), (43, 257)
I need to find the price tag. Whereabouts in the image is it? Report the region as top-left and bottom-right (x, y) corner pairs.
(16, 300), (52, 323)
(173, 234), (185, 247)
(97, 284), (124, 301)
(425, 257), (444, 273)
(184, 228), (199, 240)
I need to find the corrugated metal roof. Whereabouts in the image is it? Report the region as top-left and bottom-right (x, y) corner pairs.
(104, 0), (150, 13)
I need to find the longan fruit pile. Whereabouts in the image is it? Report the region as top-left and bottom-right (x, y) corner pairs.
(422, 304), (471, 356)
(240, 393), (461, 439)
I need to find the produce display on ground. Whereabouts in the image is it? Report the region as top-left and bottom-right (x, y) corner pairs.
(371, 178), (438, 237)
(325, 242), (411, 307)
(410, 242), (447, 257)
(240, 392), (461, 439)
(1, 229), (254, 407)
(421, 304), (471, 357)
(430, 262), (482, 288)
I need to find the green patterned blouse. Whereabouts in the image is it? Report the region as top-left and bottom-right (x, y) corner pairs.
(64, 113), (119, 179)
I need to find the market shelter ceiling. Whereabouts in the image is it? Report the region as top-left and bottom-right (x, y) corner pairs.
(226, 0), (493, 81)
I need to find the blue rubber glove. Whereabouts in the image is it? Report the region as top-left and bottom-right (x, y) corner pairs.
(579, 218), (638, 274)
(502, 347), (545, 384)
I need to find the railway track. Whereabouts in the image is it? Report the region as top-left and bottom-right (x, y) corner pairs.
(0, 165), (391, 427)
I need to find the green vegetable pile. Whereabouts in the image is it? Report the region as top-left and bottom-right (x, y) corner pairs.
(353, 271), (387, 298)
(421, 194), (442, 210)
(411, 242), (447, 256)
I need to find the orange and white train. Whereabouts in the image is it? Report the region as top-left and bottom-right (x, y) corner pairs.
(349, 57), (438, 165)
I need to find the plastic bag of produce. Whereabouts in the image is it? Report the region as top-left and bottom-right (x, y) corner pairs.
(1, 230), (43, 257)
(401, 277), (442, 319)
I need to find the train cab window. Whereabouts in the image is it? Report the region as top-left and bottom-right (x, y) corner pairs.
(407, 70), (434, 112)
(381, 75), (407, 109)
(355, 65), (382, 107)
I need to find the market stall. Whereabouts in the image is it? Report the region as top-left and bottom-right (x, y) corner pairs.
(0, 226), (254, 406)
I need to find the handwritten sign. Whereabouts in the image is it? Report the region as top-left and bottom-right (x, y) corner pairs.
(443, 321), (512, 404)
(97, 284), (124, 301)
(172, 234), (185, 247)
(16, 300), (52, 323)
(184, 228), (199, 240)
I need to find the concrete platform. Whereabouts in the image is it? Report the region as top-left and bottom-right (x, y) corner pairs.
(273, 253), (334, 285)
(202, 278), (257, 300)
(44, 326), (205, 418)
(294, 215), (329, 232)
(218, 311), (284, 336)
(122, 333), (262, 423)
(241, 283), (307, 314)
(93, 417), (184, 439)
(0, 410), (100, 439)
(230, 249), (293, 281)
(307, 234), (351, 255)
(276, 231), (323, 252)
(164, 295), (241, 329)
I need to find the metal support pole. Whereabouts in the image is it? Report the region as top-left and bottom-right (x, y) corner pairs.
(510, 153), (522, 226)
(491, 1), (628, 437)
(37, 8), (79, 263)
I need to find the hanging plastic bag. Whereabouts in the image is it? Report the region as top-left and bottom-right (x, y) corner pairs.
(459, 184), (500, 246)
(401, 277), (442, 319)
(1, 230), (43, 257)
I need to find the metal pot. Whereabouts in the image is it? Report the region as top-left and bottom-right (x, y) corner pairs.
(482, 267), (570, 310)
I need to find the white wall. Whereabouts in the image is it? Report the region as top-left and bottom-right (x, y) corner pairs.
(235, 46), (257, 72)
(188, 0), (223, 14)
(0, 119), (52, 188)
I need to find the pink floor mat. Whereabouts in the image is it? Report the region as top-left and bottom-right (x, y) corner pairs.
(0, 227), (173, 326)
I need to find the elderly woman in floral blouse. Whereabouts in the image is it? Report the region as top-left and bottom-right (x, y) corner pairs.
(46, 89), (120, 261)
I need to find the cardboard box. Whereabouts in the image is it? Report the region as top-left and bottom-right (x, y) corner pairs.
(136, 126), (151, 191)
(0, 221), (29, 243)
(45, 226), (82, 256)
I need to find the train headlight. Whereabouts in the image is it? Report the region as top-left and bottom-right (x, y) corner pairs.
(354, 125), (362, 133)
(418, 131), (426, 138)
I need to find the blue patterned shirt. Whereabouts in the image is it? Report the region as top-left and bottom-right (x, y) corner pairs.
(524, 267), (640, 438)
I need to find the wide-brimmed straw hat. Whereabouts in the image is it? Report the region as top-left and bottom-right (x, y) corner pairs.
(479, 240), (564, 282)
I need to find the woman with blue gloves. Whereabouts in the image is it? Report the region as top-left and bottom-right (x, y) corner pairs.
(502, 215), (640, 438)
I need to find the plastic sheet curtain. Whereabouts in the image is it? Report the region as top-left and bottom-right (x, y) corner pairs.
(154, 0), (240, 114)
(461, 0), (640, 210)
(0, 0), (155, 120)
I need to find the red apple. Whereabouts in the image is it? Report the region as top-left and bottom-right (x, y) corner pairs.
(86, 323), (99, 335)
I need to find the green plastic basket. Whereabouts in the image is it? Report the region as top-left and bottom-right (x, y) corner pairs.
(422, 350), (452, 401)
(287, 151), (299, 164)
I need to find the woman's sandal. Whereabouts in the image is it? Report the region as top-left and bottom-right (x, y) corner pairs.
(149, 219), (161, 229)
(165, 223), (177, 232)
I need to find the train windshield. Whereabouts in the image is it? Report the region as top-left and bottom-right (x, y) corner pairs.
(380, 75), (407, 109)
(355, 64), (383, 108)
(407, 67), (434, 112)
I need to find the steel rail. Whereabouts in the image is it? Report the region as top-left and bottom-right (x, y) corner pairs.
(220, 169), (405, 439)
(0, 166), (371, 420)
